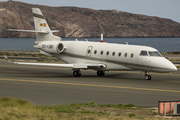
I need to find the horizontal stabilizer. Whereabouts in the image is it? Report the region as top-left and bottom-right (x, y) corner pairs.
(51, 30), (60, 33)
(7, 29), (49, 34)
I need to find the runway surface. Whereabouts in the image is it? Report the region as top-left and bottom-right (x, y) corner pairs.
(0, 60), (180, 107)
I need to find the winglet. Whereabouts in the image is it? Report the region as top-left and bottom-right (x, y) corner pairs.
(4, 55), (8, 61)
(4, 55), (13, 63)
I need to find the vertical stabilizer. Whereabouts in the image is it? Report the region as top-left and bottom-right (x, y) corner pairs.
(32, 8), (60, 41)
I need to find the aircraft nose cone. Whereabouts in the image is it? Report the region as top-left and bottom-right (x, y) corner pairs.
(170, 64), (177, 71)
(155, 58), (178, 72)
(165, 60), (177, 72)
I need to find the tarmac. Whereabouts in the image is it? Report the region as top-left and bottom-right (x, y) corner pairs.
(0, 60), (180, 107)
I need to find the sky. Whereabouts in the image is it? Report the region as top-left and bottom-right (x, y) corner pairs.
(3, 0), (180, 23)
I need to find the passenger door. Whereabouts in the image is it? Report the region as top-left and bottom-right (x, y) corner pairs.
(86, 46), (93, 57)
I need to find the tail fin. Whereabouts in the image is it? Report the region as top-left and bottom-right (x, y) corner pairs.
(32, 8), (60, 41)
(8, 8), (60, 41)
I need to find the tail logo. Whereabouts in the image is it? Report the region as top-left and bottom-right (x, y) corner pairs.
(40, 23), (46, 27)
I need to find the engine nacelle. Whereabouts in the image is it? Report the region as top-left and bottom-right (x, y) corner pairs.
(34, 41), (65, 54)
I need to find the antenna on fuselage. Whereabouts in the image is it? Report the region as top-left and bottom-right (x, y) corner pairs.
(100, 33), (105, 43)
(101, 34), (103, 41)
(125, 42), (128, 45)
(85, 39), (88, 42)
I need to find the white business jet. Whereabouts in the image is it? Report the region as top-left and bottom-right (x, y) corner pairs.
(7, 8), (177, 80)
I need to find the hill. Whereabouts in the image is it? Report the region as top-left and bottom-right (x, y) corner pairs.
(0, 1), (180, 38)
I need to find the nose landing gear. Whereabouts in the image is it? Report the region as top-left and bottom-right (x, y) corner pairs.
(145, 71), (152, 80)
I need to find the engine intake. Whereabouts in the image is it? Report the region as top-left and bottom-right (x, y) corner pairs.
(57, 43), (64, 53)
(34, 41), (66, 54)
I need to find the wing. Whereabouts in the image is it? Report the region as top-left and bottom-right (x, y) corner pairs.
(4, 56), (107, 69)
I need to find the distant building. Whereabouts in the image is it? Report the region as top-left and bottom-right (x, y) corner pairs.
(9, 0), (12, 1)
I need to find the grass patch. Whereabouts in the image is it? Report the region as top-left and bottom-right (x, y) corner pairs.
(0, 97), (179, 120)
(124, 103), (135, 107)
(0, 97), (34, 109)
(128, 113), (136, 118)
(115, 113), (121, 116)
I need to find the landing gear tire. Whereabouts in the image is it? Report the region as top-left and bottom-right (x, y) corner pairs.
(144, 71), (152, 80)
(97, 71), (105, 76)
(73, 70), (81, 77)
(145, 75), (152, 80)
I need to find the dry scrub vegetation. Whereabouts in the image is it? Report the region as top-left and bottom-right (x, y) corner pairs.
(0, 97), (179, 120)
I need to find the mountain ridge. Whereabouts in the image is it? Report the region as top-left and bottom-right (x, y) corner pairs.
(0, 1), (180, 38)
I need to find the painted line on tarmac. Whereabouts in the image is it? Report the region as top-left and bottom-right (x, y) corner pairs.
(166, 81), (180, 83)
(0, 70), (23, 73)
(0, 78), (180, 93)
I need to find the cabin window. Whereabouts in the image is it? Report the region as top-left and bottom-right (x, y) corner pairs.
(140, 51), (148, 56)
(112, 52), (115, 56)
(149, 51), (162, 57)
(124, 53), (127, 57)
(106, 51), (109, 55)
(94, 50), (97, 54)
(100, 51), (103, 55)
(131, 53), (134, 58)
(118, 52), (121, 57)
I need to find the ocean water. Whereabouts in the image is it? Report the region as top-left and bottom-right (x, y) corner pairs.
(0, 38), (179, 53)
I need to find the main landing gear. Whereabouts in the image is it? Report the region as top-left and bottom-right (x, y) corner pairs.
(144, 71), (152, 80)
(97, 71), (105, 76)
(73, 70), (81, 77)
(73, 70), (105, 77)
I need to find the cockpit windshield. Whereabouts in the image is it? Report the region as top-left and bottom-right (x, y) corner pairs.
(140, 51), (148, 56)
(140, 50), (162, 57)
(149, 51), (162, 57)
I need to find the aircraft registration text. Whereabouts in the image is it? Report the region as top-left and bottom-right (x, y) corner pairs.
(42, 45), (53, 49)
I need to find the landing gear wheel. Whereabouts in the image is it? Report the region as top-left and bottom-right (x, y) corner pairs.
(144, 71), (152, 80)
(97, 71), (105, 76)
(145, 75), (152, 80)
(73, 70), (81, 77)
